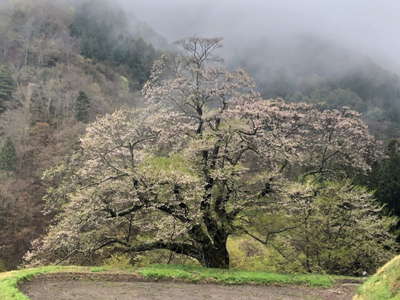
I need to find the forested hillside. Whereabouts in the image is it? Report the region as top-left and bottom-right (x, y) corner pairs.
(0, 0), (158, 269)
(0, 0), (399, 276)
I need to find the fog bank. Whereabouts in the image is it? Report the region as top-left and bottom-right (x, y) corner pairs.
(118, 0), (400, 71)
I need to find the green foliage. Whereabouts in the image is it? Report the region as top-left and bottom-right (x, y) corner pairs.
(246, 180), (398, 275)
(366, 140), (400, 228)
(0, 137), (17, 172)
(137, 264), (335, 287)
(74, 91), (90, 123)
(102, 253), (133, 269)
(228, 237), (305, 273)
(355, 255), (400, 300)
(0, 65), (16, 113)
(139, 154), (198, 182)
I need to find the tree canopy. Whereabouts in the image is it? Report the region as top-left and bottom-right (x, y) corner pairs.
(26, 38), (383, 269)
(245, 179), (397, 275)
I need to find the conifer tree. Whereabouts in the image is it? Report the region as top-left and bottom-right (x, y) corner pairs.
(0, 65), (16, 113)
(0, 137), (17, 172)
(74, 91), (90, 123)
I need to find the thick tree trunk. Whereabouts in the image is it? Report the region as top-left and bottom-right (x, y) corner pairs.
(200, 236), (230, 269)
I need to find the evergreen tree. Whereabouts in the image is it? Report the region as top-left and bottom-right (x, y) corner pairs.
(0, 137), (17, 172)
(0, 65), (16, 113)
(74, 91), (90, 123)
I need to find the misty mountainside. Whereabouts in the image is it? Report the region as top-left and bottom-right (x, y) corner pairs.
(229, 35), (400, 138)
(0, 0), (160, 269)
(0, 0), (162, 133)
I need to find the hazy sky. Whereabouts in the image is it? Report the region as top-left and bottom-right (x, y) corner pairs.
(118, 0), (400, 69)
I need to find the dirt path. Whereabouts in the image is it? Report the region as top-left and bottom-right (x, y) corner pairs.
(20, 274), (359, 300)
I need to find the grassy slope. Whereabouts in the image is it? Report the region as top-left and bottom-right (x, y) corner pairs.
(354, 255), (400, 300)
(0, 264), (356, 300)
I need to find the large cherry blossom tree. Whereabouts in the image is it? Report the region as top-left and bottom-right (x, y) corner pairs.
(26, 38), (380, 268)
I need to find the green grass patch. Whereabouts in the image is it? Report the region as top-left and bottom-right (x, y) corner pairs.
(355, 255), (400, 300)
(137, 264), (336, 287)
(0, 266), (60, 300)
(0, 266), (90, 300)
